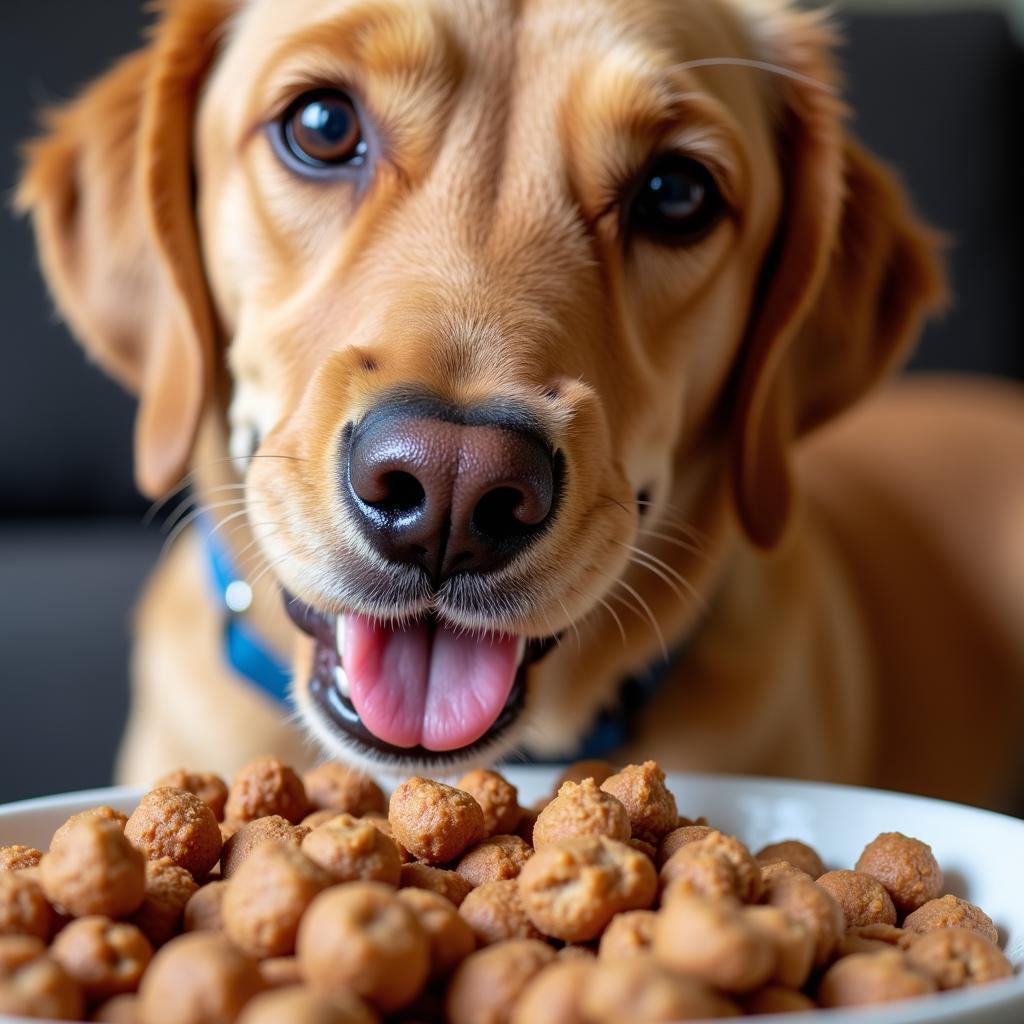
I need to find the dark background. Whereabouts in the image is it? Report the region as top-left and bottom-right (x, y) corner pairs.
(1, 2), (1022, 803)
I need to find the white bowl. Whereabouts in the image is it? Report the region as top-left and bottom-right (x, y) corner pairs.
(1, 768), (1021, 1023)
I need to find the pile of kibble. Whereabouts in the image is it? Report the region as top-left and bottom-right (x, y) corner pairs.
(0, 757), (1014, 1022)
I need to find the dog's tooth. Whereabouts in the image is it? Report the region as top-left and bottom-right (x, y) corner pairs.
(516, 637), (527, 667)
(335, 614), (346, 659)
(333, 664), (351, 699)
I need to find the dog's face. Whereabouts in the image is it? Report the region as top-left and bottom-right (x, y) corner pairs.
(19, 0), (942, 772)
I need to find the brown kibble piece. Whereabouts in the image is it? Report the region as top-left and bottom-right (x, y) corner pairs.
(457, 770), (522, 838)
(220, 816), (310, 877)
(397, 888), (476, 979)
(599, 762), (677, 844)
(42, 816), (145, 919)
(518, 836), (657, 943)
(129, 859), (198, 947)
(300, 810), (337, 830)
(756, 840), (826, 879)
(743, 905), (814, 989)
(760, 861), (812, 887)
(400, 863), (474, 907)
(297, 882), (429, 1013)
(653, 894), (775, 994)
(532, 780), (630, 851)
(182, 880), (228, 933)
(819, 950), (936, 1006)
(300, 817), (401, 886)
(817, 869), (897, 929)
(51, 807), (129, 850)
(446, 939), (555, 1024)
(457, 835), (533, 888)
(225, 757), (310, 825)
(125, 788), (222, 878)
(237, 984), (377, 1024)
(837, 923), (916, 958)
(50, 916), (152, 1002)
(904, 927), (1013, 989)
(659, 830), (761, 904)
(554, 761), (617, 790)
(509, 958), (594, 1024)
(656, 826), (716, 867)
(0, 955), (84, 1020)
(0, 935), (46, 972)
(0, 846), (43, 873)
(389, 778), (485, 864)
(855, 832), (943, 915)
(903, 895), (999, 945)
(742, 986), (816, 1014)
(137, 931), (263, 1024)
(598, 910), (657, 959)
(0, 871), (53, 940)
(514, 808), (538, 847)
(258, 956), (303, 989)
(459, 880), (542, 946)
(302, 763), (386, 818)
(92, 992), (140, 1022)
(223, 842), (331, 958)
(763, 876), (844, 968)
(694, 832), (761, 902)
(153, 771), (229, 822)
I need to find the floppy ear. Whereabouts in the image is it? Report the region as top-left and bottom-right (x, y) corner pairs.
(15, 0), (230, 498)
(732, 13), (948, 548)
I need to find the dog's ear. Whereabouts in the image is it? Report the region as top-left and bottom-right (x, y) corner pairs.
(732, 12), (947, 548)
(15, 1), (229, 498)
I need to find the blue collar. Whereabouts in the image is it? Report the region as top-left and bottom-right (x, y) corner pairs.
(200, 519), (686, 761)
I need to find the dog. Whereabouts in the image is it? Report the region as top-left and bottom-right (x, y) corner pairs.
(17, 0), (1024, 811)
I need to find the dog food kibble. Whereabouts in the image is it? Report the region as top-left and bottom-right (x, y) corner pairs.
(389, 778), (485, 864)
(0, 872), (53, 941)
(3, 757), (1016, 1022)
(653, 895), (776, 993)
(400, 862), (474, 907)
(220, 816), (310, 877)
(0, 954), (84, 1021)
(0, 846), (43, 873)
(302, 763), (386, 818)
(137, 931), (264, 1024)
(225, 757), (310, 825)
(518, 836), (657, 942)
(49, 916), (152, 1002)
(598, 909), (657, 959)
(599, 762), (678, 845)
(855, 831), (943, 915)
(297, 882), (428, 1012)
(397, 888), (476, 980)
(903, 894), (1000, 944)
(456, 835), (532, 887)
(446, 938), (555, 1024)
(153, 771), (229, 822)
(756, 840), (826, 880)
(300, 816), (401, 886)
(656, 824), (717, 866)
(816, 869), (897, 929)
(182, 879), (227, 933)
(459, 880), (542, 946)
(236, 984), (377, 1024)
(124, 788), (222, 879)
(904, 926), (1013, 989)
(819, 949), (936, 1007)
(457, 770), (522, 838)
(41, 817), (146, 920)
(223, 842), (331, 958)
(532, 779), (631, 851)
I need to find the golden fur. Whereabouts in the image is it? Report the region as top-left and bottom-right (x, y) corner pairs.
(17, 0), (1024, 808)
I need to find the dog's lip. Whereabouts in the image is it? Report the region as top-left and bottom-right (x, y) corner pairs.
(282, 590), (559, 760)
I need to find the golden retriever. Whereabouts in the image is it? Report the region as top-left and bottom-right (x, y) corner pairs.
(17, 0), (1024, 810)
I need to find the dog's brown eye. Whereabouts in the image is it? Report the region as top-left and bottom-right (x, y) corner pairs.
(279, 89), (367, 171)
(628, 155), (724, 243)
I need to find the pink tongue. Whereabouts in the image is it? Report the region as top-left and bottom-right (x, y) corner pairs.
(342, 614), (520, 751)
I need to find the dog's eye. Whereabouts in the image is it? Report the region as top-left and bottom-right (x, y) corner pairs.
(628, 155), (724, 242)
(279, 89), (367, 170)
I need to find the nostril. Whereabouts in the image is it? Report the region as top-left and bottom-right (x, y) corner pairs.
(371, 471), (425, 517)
(473, 483), (551, 539)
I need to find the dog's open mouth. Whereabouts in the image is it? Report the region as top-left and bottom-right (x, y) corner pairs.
(285, 594), (556, 760)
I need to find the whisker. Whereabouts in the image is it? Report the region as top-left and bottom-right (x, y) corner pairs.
(555, 597), (582, 653)
(634, 527), (709, 562)
(594, 594), (627, 647)
(618, 542), (707, 612)
(670, 57), (838, 95)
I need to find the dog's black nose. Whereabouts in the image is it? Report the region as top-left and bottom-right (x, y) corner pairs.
(344, 397), (557, 581)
